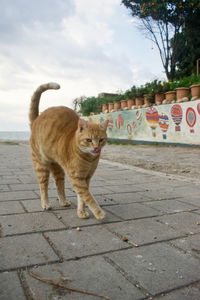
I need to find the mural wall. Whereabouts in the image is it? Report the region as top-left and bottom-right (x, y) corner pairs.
(86, 99), (200, 146)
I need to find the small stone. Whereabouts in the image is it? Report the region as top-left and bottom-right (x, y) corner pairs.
(121, 236), (128, 242)
(188, 209), (192, 212)
(76, 227), (81, 231)
(57, 215), (62, 219)
(197, 222), (200, 225)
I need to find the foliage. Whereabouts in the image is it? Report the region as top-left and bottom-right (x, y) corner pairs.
(169, 74), (200, 90)
(121, 0), (200, 81)
(175, 10), (200, 78)
(80, 74), (200, 115)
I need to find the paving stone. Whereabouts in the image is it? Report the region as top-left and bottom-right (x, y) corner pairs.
(106, 243), (200, 296)
(143, 199), (198, 214)
(136, 189), (179, 201)
(105, 218), (180, 246)
(0, 178), (21, 184)
(156, 285), (200, 300)
(46, 225), (129, 260)
(0, 191), (38, 201)
(0, 234), (59, 270)
(107, 184), (145, 193)
(0, 212), (65, 236)
(22, 256), (144, 300)
(0, 185), (10, 192)
(53, 208), (120, 228)
(9, 183), (42, 191)
(177, 196), (200, 208)
(88, 186), (114, 195)
(157, 212), (200, 235)
(0, 271), (26, 300)
(103, 192), (153, 204)
(105, 203), (162, 220)
(169, 234), (200, 259)
(21, 198), (76, 212)
(0, 201), (25, 215)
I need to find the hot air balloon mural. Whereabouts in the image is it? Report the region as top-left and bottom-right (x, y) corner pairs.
(197, 103), (200, 115)
(186, 107), (196, 133)
(171, 104), (183, 132)
(158, 113), (169, 139)
(146, 107), (159, 137)
(136, 110), (142, 125)
(132, 121), (137, 136)
(126, 122), (132, 139)
(115, 114), (124, 135)
(107, 115), (114, 137)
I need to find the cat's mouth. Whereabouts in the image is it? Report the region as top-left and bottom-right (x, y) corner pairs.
(93, 147), (101, 154)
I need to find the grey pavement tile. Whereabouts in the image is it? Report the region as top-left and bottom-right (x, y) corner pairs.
(88, 186), (114, 195)
(9, 183), (41, 191)
(169, 234), (200, 259)
(106, 243), (200, 296)
(0, 271), (26, 300)
(105, 203), (162, 220)
(107, 184), (145, 193)
(136, 189), (180, 201)
(0, 212), (65, 236)
(0, 233), (59, 270)
(177, 196), (200, 208)
(34, 188), (76, 198)
(157, 212), (200, 235)
(21, 198), (76, 212)
(0, 201), (25, 215)
(155, 285), (200, 300)
(105, 218), (180, 246)
(103, 192), (153, 204)
(45, 225), (129, 260)
(0, 178), (21, 184)
(23, 256), (144, 300)
(143, 199), (199, 214)
(0, 191), (38, 201)
(0, 185), (10, 192)
(53, 208), (121, 227)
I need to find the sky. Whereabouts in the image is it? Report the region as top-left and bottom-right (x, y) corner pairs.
(0, 0), (165, 131)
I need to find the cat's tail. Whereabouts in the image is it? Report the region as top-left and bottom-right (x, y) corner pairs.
(29, 82), (60, 128)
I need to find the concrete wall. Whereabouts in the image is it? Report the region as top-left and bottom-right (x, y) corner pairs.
(86, 99), (200, 146)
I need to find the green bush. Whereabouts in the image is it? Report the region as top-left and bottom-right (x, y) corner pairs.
(80, 74), (200, 115)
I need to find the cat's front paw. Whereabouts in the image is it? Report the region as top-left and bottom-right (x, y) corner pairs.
(42, 203), (52, 210)
(94, 209), (106, 220)
(60, 201), (71, 207)
(78, 210), (90, 219)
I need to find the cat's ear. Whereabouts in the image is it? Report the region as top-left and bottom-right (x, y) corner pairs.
(99, 120), (108, 131)
(78, 118), (87, 132)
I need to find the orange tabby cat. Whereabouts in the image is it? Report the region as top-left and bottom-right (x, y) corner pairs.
(29, 83), (108, 219)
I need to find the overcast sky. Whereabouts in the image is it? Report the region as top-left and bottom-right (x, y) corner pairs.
(0, 0), (165, 131)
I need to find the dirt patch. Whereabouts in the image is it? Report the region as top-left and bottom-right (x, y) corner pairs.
(101, 144), (200, 180)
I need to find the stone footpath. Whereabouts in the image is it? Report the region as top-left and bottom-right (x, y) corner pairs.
(0, 143), (200, 300)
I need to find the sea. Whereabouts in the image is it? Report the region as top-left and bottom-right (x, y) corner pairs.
(0, 131), (30, 141)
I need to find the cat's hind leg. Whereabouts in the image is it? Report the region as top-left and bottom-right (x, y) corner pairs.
(50, 163), (70, 207)
(33, 161), (51, 210)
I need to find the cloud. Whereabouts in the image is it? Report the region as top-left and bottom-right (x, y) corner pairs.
(0, 0), (164, 131)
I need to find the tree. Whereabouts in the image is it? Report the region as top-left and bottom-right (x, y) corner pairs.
(72, 96), (87, 113)
(122, 0), (200, 81)
(175, 9), (200, 78)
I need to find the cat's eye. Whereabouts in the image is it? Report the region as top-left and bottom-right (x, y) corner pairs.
(86, 138), (92, 142)
(99, 138), (104, 142)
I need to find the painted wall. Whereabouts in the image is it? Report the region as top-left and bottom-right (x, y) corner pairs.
(86, 99), (200, 146)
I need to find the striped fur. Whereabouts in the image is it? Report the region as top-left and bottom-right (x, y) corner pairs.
(29, 83), (108, 219)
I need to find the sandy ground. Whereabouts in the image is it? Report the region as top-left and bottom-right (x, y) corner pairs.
(101, 143), (200, 180)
